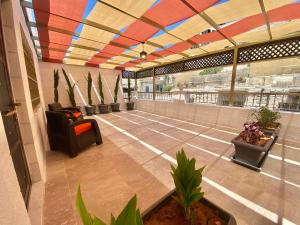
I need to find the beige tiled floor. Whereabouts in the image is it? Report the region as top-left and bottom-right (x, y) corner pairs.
(44, 110), (300, 225)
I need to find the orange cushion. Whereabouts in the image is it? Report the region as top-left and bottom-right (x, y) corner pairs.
(74, 123), (92, 136)
(73, 112), (82, 118)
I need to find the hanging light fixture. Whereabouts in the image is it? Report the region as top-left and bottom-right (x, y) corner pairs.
(140, 42), (147, 59)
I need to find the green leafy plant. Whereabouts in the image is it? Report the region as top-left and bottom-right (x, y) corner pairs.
(53, 69), (59, 103)
(76, 185), (143, 225)
(98, 73), (105, 105)
(171, 149), (205, 223)
(86, 72), (93, 106)
(252, 106), (281, 128)
(113, 75), (120, 103)
(127, 78), (131, 102)
(62, 68), (76, 107)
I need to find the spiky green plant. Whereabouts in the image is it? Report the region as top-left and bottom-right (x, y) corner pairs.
(98, 73), (105, 105)
(252, 106), (281, 128)
(53, 69), (59, 103)
(76, 185), (143, 225)
(113, 74), (120, 103)
(62, 68), (76, 107)
(86, 72), (93, 106)
(171, 149), (205, 223)
(127, 77), (131, 102)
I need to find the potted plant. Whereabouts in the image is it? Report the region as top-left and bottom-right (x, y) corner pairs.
(97, 73), (110, 114)
(76, 185), (143, 225)
(231, 122), (275, 170)
(143, 149), (236, 225)
(126, 77), (134, 110)
(84, 72), (96, 115)
(53, 69), (59, 103)
(252, 107), (281, 137)
(110, 74), (120, 112)
(62, 68), (79, 110)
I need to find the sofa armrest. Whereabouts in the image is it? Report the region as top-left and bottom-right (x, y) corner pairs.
(63, 107), (80, 112)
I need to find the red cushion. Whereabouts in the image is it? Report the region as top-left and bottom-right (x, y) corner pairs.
(74, 122), (92, 136)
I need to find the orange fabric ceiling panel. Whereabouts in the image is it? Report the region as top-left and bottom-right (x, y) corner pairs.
(39, 41), (69, 50)
(143, 0), (194, 27)
(185, 0), (219, 13)
(42, 57), (63, 63)
(41, 50), (66, 58)
(189, 32), (223, 45)
(111, 36), (140, 48)
(269, 2), (300, 23)
(222, 14), (265, 38)
(100, 45), (125, 56)
(155, 49), (173, 57)
(121, 20), (159, 42)
(168, 42), (193, 53)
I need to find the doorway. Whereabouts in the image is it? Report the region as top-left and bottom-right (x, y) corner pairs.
(0, 10), (31, 206)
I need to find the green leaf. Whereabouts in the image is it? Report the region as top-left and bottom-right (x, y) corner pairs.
(114, 195), (138, 225)
(76, 185), (93, 225)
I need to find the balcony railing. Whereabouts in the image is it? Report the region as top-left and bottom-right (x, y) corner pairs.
(136, 91), (300, 112)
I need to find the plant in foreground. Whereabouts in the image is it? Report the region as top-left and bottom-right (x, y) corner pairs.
(171, 149), (205, 224)
(53, 69), (59, 103)
(62, 68), (76, 107)
(252, 106), (281, 128)
(240, 122), (265, 145)
(76, 185), (143, 225)
(98, 73), (105, 105)
(86, 72), (93, 106)
(127, 77), (131, 102)
(113, 75), (120, 103)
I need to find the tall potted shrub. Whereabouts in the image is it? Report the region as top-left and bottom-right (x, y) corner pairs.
(126, 77), (134, 110)
(62, 68), (77, 108)
(53, 69), (59, 103)
(97, 73), (109, 114)
(110, 74), (120, 112)
(84, 72), (96, 115)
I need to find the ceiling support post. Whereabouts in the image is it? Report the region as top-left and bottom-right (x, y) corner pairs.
(229, 47), (239, 106)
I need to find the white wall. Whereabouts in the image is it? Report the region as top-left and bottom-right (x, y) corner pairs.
(38, 62), (125, 110)
(136, 100), (300, 145)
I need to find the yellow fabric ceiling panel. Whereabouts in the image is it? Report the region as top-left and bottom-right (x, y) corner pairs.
(87, 2), (134, 30)
(264, 0), (294, 11)
(72, 38), (106, 50)
(182, 48), (206, 57)
(149, 33), (181, 47)
(78, 25), (115, 44)
(154, 57), (172, 63)
(110, 56), (133, 63)
(102, 0), (156, 18)
(233, 26), (269, 44)
(270, 20), (300, 39)
(70, 47), (97, 57)
(163, 54), (185, 61)
(126, 67), (141, 72)
(64, 58), (87, 66)
(201, 39), (232, 52)
(168, 15), (211, 40)
(139, 62), (159, 68)
(134, 43), (158, 53)
(205, 0), (261, 24)
(99, 63), (117, 69)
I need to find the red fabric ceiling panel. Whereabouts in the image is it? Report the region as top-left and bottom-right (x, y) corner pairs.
(111, 36), (140, 48)
(39, 41), (69, 50)
(33, 0), (88, 60)
(85, 62), (100, 68)
(121, 20), (159, 42)
(42, 57), (63, 63)
(41, 50), (66, 59)
(121, 62), (140, 68)
(269, 2), (300, 23)
(222, 14), (265, 38)
(189, 31), (223, 45)
(143, 0), (195, 27)
(100, 45), (125, 56)
(88, 57), (108, 64)
(185, 0), (219, 13)
(155, 49), (173, 57)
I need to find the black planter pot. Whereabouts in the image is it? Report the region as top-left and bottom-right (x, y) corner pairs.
(110, 103), (120, 112)
(231, 132), (275, 170)
(85, 105), (96, 115)
(98, 104), (110, 114)
(126, 102), (134, 110)
(142, 190), (236, 225)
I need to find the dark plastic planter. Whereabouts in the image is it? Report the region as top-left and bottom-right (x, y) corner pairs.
(231, 132), (275, 170)
(110, 103), (120, 112)
(126, 102), (134, 110)
(85, 105), (96, 115)
(262, 123), (281, 137)
(142, 190), (236, 225)
(98, 104), (110, 114)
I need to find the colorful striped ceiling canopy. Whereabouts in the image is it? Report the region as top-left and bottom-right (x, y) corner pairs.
(23, 0), (300, 71)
